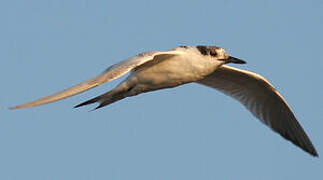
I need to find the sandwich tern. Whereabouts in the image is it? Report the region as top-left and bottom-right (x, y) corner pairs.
(9, 45), (318, 157)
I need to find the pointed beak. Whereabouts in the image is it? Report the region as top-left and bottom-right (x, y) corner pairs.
(222, 56), (246, 64)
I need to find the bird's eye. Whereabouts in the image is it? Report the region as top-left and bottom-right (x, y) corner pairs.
(210, 51), (217, 57)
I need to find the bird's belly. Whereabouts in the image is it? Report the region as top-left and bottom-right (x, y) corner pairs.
(133, 58), (214, 88)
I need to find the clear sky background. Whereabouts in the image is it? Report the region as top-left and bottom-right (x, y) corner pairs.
(1, 0), (323, 179)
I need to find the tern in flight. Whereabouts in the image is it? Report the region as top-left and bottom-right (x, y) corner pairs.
(10, 45), (318, 157)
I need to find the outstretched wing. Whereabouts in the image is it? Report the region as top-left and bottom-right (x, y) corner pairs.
(9, 49), (184, 109)
(197, 65), (318, 157)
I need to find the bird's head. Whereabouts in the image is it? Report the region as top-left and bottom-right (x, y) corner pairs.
(196, 45), (246, 64)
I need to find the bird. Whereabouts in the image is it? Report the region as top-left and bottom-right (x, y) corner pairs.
(9, 45), (318, 157)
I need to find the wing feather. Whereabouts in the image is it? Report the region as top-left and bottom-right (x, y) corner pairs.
(9, 50), (184, 109)
(197, 65), (318, 156)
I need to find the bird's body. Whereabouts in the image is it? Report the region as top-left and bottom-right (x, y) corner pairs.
(117, 46), (222, 95)
(10, 45), (318, 157)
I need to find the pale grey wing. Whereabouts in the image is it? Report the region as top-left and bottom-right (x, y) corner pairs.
(197, 65), (318, 157)
(9, 50), (184, 109)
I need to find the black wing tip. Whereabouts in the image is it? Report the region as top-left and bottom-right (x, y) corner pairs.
(294, 139), (319, 157)
(303, 148), (319, 157)
(302, 145), (319, 157)
(280, 131), (319, 157)
(307, 148), (319, 157)
(312, 151), (319, 157)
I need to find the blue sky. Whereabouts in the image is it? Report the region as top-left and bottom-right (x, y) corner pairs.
(1, 0), (323, 179)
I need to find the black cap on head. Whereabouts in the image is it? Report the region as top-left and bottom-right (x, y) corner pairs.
(196, 46), (220, 57)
